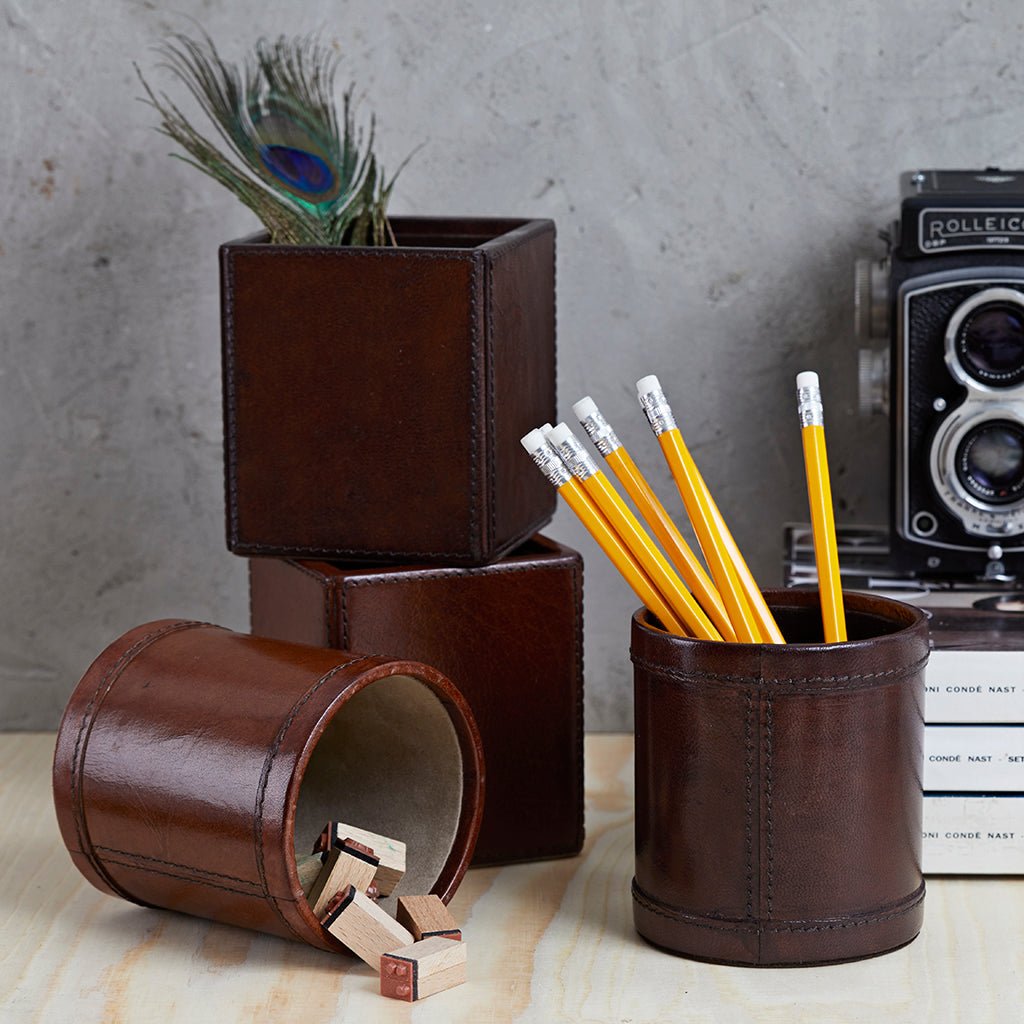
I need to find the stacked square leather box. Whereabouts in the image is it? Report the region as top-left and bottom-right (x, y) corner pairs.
(223, 217), (585, 865)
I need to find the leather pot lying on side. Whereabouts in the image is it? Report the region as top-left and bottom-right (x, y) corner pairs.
(53, 619), (484, 953)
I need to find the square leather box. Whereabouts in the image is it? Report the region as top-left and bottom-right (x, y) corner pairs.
(249, 534), (585, 865)
(221, 216), (557, 565)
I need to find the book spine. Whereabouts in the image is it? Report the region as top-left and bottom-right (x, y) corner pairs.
(924, 651), (1023, 723)
(923, 794), (1024, 875)
(924, 726), (1024, 791)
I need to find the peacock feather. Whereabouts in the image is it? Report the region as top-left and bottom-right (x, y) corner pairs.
(137, 31), (409, 246)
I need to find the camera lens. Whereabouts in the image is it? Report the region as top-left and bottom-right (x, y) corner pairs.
(956, 302), (1024, 386)
(955, 419), (1024, 505)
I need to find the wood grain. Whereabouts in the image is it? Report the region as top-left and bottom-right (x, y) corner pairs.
(307, 848), (378, 918)
(321, 886), (413, 969)
(396, 894), (461, 941)
(382, 937), (466, 1001)
(1, 733), (1022, 1022)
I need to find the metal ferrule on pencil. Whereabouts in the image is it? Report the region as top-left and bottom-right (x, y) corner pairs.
(549, 427), (599, 480)
(637, 386), (677, 436)
(577, 408), (621, 457)
(524, 436), (572, 487)
(797, 383), (824, 428)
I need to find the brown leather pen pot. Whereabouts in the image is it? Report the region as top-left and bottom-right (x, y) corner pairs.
(53, 619), (484, 953)
(631, 589), (929, 967)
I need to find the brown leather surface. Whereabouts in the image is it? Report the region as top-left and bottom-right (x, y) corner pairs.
(249, 534), (585, 865)
(220, 216), (556, 565)
(52, 620), (484, 952)
(631, 589), (929, 966)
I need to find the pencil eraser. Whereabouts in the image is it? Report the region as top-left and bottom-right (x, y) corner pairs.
(547, 422), (576, 448)
(572, 396), (599, 421)
(520, 429), (548, 454)
(796, 371), (819, 390)
(636, 374), (662, 396)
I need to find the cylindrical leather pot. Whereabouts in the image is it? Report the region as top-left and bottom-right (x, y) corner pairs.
(631, 589), (929, 967)
(53, 619), (484, 953)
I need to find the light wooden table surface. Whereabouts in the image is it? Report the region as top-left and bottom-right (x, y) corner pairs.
(1, 732), (1021, 1023)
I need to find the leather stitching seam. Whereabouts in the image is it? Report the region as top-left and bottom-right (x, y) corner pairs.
(236, 511), (552, 561)
(338, 561), (575, 588)
(571, 559), (585, 852)
(632, 880), (925, 934)
(485, 255), (496, 555)
(93, 847), (259, 886)
(252, 654), (376, 939)
(339, 581), (349, 649)
(764, 694), (774, 920)
(236, 540), (477, 558)
(743, 690), (753, 920)
(222, 255), (240, 548)
(227, 249), (478, 263)
(101, 858), (266, 900)
(468, 254), (481, 556)
(630, 652), (930, 690)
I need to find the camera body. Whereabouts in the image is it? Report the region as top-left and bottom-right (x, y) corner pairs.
(858, 170), (1024, 583)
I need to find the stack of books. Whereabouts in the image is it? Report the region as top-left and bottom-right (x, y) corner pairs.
(785, 524), (1024, 874)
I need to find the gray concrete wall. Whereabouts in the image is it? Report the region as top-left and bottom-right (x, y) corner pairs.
(3, 1), (1020, 729)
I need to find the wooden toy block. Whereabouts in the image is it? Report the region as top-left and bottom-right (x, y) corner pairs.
(307, 842), (380, 918)
(380, 937), (467, 1002)
(396, 895), (462, 941)
(295, 854), (325, 896)
(312, 821), (406, 896)
(321, 886), (414, 970)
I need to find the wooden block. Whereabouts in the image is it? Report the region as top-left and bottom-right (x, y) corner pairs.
(396, 895), (462, 941)
(312, 821), (406, 896)
(321, 886), (414, 970)
(380, 937), (467, 1002)
(295, 854), (325, 896)
(307, 843), (380, 918)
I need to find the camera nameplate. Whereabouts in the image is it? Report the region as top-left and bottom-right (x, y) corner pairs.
(919, 207), (1024, 253)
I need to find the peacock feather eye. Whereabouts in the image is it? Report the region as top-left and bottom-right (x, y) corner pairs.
(139, 32), (406, 245)
(258, 145), (335, 198)
(248, 101), (341, 207)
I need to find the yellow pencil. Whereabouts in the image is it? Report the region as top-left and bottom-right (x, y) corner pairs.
(546, 423), (722, 642)
(572, 396), (737, 642)
(700, 477), (786, 644)
(796, 371), (846, 643)
(636, 375), (784, 645)
(520, 429), (688, 635)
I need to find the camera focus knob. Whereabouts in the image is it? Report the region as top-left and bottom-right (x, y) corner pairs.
(857, 347), (890, 417)
(854, 257), (890, 340)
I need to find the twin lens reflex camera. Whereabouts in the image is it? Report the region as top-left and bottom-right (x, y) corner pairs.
(857, 168), (1024, 583)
